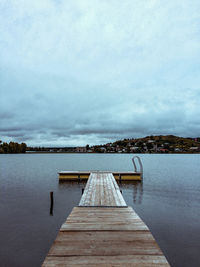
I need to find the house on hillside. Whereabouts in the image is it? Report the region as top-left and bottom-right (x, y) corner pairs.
(76, 147), (87, 153)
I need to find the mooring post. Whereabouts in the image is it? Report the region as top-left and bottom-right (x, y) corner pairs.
(50, 191), (54, 215)
(119, 174), (122, 184)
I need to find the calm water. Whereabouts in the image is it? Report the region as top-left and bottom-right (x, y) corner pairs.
(0, 153), (200, 267)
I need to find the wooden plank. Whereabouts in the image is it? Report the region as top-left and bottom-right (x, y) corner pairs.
(110, 173), (126, 206)
(79, 173), (93, 206)
(48, 231), (164, 256)
(61, 222), (148, 231)
(43, 255), (169, 266)
(72, 206), (134, 212)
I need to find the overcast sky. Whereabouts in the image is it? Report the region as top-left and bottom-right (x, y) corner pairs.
(0, 0), (200, 146)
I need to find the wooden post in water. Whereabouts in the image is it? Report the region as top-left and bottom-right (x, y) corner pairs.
(50, 192), (54, 216)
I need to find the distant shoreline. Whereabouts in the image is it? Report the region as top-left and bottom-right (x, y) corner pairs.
(1, 151), (199, 154)
(1, 135), (200, 154)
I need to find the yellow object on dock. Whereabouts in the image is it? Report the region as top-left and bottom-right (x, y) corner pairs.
(43, 172), (169, 266)
(59, 171), (142, 181)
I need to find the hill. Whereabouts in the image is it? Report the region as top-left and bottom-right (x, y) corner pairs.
(91, 135), (200, 153)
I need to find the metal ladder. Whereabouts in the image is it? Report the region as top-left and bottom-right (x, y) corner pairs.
(132, 156), (143, 179)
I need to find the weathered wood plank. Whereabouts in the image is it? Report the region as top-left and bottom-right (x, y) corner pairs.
(68, 207), (142, 219)
(48, 231), (163, 256)
(61, 223), (148, 231)
(71, 206), (134, 212)
(43, 255), (169, 267)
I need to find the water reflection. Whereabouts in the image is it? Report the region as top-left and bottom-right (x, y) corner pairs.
(58, 180), (87, 204)
(58, 180), (87, 188)
(120, 181), (143, 204)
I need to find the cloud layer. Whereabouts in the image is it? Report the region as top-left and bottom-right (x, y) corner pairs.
(0, 0), (200, 146)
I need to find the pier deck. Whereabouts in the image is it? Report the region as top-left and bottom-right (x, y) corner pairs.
(43, 172), (169, 266)
(59, 171), (142, 181)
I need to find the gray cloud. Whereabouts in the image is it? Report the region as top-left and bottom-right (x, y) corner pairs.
(0, 112), (14, 119)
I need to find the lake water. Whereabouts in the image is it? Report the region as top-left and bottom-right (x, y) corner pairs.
(0, 153), (200, 267)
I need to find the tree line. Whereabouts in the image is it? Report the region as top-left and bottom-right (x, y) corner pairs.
(0, 141), (27, 153)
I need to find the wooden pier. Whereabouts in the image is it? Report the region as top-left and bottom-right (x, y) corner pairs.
(43, 172), (169, 266)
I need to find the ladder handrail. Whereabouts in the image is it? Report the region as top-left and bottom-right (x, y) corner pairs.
(132, 156), (143, 179)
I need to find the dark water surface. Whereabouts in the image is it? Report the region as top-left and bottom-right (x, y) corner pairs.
(0, 153), (200, 267)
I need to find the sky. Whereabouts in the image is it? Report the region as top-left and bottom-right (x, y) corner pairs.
(0, 0), (200, 146)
